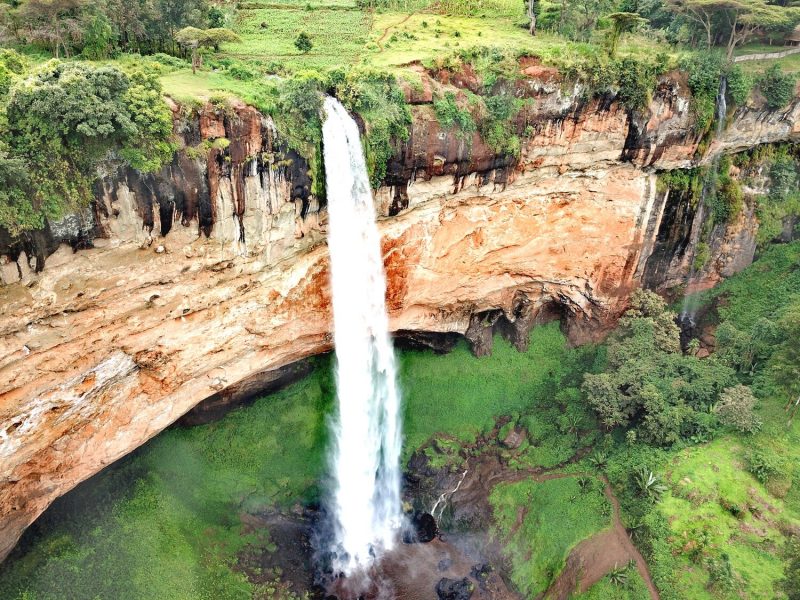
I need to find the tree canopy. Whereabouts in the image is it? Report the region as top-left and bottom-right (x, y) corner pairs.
(0, 60), (175, 236)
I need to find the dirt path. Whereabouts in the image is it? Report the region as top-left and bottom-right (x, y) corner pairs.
(377, 13), (414, 49)
(600, 475), (660, 600)
(540, 473), (660, 600)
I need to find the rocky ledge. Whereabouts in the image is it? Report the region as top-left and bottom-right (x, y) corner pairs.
(0, 67), (799, 561)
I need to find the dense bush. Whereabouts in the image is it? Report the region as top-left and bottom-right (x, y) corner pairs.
(757, 64), (796, 110)
(680, 52), (724, 132)
(583, 290), (735, 446)
(434, 91), (476, 135)
(714, 385), (761, 433)
(0, 61), (175, 235)
(726, 64), (751, 106)
(328, 68), (411, 187)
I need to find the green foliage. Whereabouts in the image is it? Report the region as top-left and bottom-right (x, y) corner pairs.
(576, 563), (651, 599)
(81, 11), (115, 60)
(583, 290), (735, 446)
(328, 68), (411, 187)
(490, 476), (612, 597)
(758, 64), (797, 110)
(726, 64), (752, 106)
(272, 72), (324, 155)
(615, 56), (656, 111)
(748, 145), (800, 249)
(295, 32), (313, 54)
(680, 52), (724, 132)
(634, 466), (668, 500)
(780, 535), (800, 600)
(746, 447), (787, 484)
(175, 26), (241, 53)
(693, 241), (710, 271)
(0, 61), (175, 235)
(715, 385), (762, 433)
(710, 157), (744, 224)
(433, 91), (476, 136)
(119, 69), (177, 172)
(767, 301), (800, 403)
(606, 12), (647, 58)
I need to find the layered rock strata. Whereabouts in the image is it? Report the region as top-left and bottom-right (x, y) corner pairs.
(1, 71), (799, 561)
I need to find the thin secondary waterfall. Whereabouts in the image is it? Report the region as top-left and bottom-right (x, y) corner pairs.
(322, 97), (403, 575)
(680, 76), (728, 325)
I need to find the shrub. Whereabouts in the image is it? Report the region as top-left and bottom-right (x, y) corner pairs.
(680, 52), (724, 132)
(746, 448), (785, 484)
(758, 65), (796, 110)
(434, 91), (476, 135)
(616, 56), (654, 111)
(295, 32), (313, 54)
(714, 385), (761, 433)
(726, 65), (751, 106)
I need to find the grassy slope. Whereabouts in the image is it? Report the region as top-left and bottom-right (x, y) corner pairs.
(649, 242), (800, 599)
(490, 476), (613, 597)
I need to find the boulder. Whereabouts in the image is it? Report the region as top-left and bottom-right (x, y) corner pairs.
(436, 577), (474, 600)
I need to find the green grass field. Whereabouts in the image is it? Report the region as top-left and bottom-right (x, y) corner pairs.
(222, 3), (373, 71)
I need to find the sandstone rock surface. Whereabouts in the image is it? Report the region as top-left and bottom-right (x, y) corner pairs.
(1, 72), (799, 561)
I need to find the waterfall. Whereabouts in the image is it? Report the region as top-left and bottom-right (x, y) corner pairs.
(322, 97), (403, 575)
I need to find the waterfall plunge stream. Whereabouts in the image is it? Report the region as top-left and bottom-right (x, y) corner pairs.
(322, 97), (403, 575)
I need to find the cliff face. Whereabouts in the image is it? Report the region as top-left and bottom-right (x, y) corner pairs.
(0, 70), (798, 561)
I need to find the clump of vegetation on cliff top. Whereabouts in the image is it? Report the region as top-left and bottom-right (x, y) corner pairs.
(328, 67), (412, 187)
(0, 58), (175, 236)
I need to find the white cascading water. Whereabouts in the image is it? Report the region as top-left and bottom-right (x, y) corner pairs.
(322, 97), (403, 574)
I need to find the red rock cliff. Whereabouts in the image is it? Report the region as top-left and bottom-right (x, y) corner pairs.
(1, 71), (799, 561)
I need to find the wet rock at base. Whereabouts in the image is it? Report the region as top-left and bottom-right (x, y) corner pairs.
(470, 564), (493, 590)
(436, 577), (475, 600)
(402, 512), (437, 543)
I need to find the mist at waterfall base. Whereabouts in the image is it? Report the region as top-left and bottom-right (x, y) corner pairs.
(319, 97), (404, 584)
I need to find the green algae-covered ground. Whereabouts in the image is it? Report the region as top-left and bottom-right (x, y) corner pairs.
(0, 324), (587, 599)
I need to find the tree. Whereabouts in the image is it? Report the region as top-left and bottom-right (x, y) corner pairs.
(666, 0), (800, 59)
(81, 10), (115, 59)
(606, 12), (647, 56)
(295, 31), (312, 53)
(714, 385), (762, 433)
(1, 62), (175, 237)
(175, 26), (240, 73)
(582, 290), (735, 445)
(158, 0), (209, 53)
(16, 0), (88, 58)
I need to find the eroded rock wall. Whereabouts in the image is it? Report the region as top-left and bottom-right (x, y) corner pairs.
(1, 72), (799, 561)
